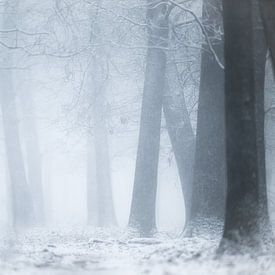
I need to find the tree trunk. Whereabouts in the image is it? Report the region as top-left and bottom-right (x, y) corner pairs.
(86, 0), (117, 227)
(219, 0), (272, 252)
(163, 55), (195, 225)
(128, 0), (169, 236)
(87, 134), (98, 226)
(252, 0), (273, 238)
(190, 0), (225, 225)
(0, 93), (35, 227)
(86, 62), (117, 227)
(92, 85), (117, 227)
(19, 87), (45, 225)
(265, 57), (275, 224)
(0, 0), (34, 228)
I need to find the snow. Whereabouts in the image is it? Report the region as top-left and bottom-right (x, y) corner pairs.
(0, 227), (275, 275)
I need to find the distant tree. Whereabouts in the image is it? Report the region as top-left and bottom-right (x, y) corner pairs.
(86, 1), (116, 227)
(19, 81), (45, 225)
(0, 0), (34, 227)
(87, 134), (98, 226)
(88, 74), (117, 227)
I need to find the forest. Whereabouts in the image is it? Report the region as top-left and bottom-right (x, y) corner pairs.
(0, 0), (275, 274)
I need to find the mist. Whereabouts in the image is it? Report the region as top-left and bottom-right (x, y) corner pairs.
(0, 0), (275, 274)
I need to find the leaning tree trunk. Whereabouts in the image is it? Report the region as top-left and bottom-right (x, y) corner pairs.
(190, 0), (226, 227)
(19, 87), (45, 225)
(129, 0), (169, 236)
(0, 0), (34, 228)
(163, 54), (195, 225)
(219, 0), (272, 252)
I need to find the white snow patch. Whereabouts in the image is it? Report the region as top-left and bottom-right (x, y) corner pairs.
(0, 227), (274, 275)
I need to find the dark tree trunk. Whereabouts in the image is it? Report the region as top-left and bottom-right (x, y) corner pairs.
(163, 55), (195, 225)
(190, 0), (225, 225)
(129, 0), (169, 236)
(219, 0), (272, 251)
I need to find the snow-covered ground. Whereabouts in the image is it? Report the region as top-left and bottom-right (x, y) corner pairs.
(0, 227), (275, 275)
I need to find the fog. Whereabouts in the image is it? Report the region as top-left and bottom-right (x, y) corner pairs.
(0, 0), (275, 274)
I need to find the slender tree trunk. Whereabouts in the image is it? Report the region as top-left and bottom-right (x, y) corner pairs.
(219, 0), (272, 252)
(86, 0), (116, 227)
(163, 55), (195, 225)
(92, 84), (117, 227)
(0, 94), (34, 227)
(129, 0), (169, 236)
(265, 57), (275, 224)
(0, 0), (34, 227)
(87, 134), (98, 225)
(86, 63), (117, 227)
(190, 0), (225, 225)
(252, 0), (273, 237)
(19, 87), (44, 225)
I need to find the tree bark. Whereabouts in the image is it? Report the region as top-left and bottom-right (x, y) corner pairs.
(265, 57), (275, 224)
(163, 55), (195, 225)
(190, 0), (225, 225)
(252, 0), (273, 238)
(219, 0), (272, 252)
(129, 0), (169, 236)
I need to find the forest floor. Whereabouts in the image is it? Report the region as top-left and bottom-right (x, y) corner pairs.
(0, 225), (275, 275)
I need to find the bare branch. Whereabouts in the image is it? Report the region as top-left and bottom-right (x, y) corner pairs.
(168, 0), (224, 70)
